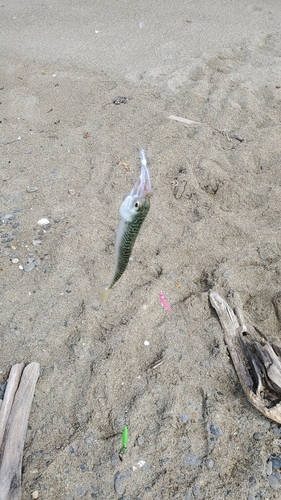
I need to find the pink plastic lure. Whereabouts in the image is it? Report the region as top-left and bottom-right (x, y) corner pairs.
(159, 291), (172, 311)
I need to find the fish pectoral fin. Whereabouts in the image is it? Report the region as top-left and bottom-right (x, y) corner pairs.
(95, 286), (111, 304)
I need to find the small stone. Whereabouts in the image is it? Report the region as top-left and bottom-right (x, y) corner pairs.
(272, 426), (281, 435)
(12, 258), (19, 264)
(205, 458), (214, 469)
(5, 214), (15, 220)
(270, 455), (281, 469)
(10, 323), (17, 330)
(267, 461), (273, 476)
(31, 492), (39, 499)
(77, 486), (87, 497)
(24, 262), (35, 272)
(180, 413), (189, 423)
(210, 424), (221, 436)
(253, 432), (262, 440)
(80, 461), (88, 472)
(73, 302), (79, 308)
(33, 240), (42, 246)
(84, 435), (96, 445)
(144, 340), (149, 346)
(268, 474), (279, 490)
(184, 455), (201, 467)
(114, 472), (127, 495)
(26, 186), (38, 193)
(68, 188), (75, 195)
(69, 446), (75, 454)
(137, 435), (144, 446)
(193, 486), (200, 497)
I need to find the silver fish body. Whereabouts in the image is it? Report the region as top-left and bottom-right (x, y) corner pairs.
(96, 149), (152, 303)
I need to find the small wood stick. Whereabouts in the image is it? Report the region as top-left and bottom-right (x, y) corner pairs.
(0, 363), (24, 450)
(0, 362), (40, 500)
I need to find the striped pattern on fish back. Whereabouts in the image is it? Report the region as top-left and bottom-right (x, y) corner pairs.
(111, 205), (150, 288)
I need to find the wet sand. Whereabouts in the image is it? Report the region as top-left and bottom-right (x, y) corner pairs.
(1, 1), (281, 498)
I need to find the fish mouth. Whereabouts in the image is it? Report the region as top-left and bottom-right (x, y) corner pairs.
(130, 149), (152, 197)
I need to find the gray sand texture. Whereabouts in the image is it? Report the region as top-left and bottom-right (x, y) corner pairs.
(1, 1), (281, 499)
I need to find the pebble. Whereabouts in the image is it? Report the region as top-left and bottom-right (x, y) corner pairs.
(137, 435), (144, 446)
(80, 461), (88, 472)
(31, 491), (39, 499)
(253, 432), (262, 440)
(270, 455), (281, 469)
(180, 413), (189, 423)
(193, 486), (201, 497)
(184, 455), (201, 467)
(24, 262), (35, 272)
(77, 486), (87, 497)
(268, 474), (279, 490)
(32, 240), (42, 246)
(114, 472), (127, 495)
(210, 424), (221, 436)
(26, 186), (38, 192)
(10, 323), (17, 330)
(267, 461), (273, 476)
(205, 458), (214, 469)
(272, 426), (281, 435)
(84, 435), (96, 445)
(5, 214), (15, 220)
(144, 340), (149, 346)
(12, 258), (19, 264)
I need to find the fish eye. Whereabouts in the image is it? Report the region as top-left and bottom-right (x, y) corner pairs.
(134, 201), (142, 209)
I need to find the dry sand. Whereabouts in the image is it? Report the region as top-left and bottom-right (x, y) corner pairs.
(1, 1), (281, 499)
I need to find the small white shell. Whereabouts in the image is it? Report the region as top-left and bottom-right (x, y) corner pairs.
(37, 218), (50, 225)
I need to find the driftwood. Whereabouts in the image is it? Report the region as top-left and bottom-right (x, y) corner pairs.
(210, 291), (281, 424)
(0, 362), (40, 500)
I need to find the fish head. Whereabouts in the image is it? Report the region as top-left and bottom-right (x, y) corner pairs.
(120, 149), (152, 221)
(119, 192), (151, 221)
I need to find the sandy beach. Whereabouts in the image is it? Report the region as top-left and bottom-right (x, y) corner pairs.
(1, 1), (281, 498)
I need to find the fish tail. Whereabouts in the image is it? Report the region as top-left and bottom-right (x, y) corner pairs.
(95, 286), (111, 304)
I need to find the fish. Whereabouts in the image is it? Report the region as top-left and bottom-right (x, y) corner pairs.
(96, 149), (153, 304)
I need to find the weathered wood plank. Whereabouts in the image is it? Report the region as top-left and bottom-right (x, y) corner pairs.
(0, 362), (40, 500)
